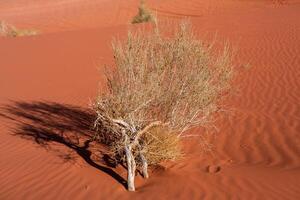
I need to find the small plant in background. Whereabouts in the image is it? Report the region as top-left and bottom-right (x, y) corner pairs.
(93, 21), (234, 191)
(0, 20), (38, 37)
(132, 0), (154, 24)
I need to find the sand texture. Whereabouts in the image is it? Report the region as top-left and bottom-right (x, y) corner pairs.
(0, 0), (299, 199)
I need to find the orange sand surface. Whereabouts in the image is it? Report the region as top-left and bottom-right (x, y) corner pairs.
(0, 0), (299, 199)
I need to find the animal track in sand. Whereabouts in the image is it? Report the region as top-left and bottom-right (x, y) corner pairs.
(206, 165), (221, 174)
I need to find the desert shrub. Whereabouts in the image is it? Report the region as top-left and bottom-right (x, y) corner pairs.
(93, 21), (234, 191)
(0, 21), (10, 36)
(132, 0), (154, 24)
(0, 20), (37, 37)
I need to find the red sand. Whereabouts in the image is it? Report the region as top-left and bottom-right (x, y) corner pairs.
(0, 0), (300, 199)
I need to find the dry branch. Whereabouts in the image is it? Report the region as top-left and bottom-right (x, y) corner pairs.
(93, 20), (234, 191)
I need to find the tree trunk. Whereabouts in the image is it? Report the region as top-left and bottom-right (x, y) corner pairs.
(115, 121), (160, 191)
(125, 145), (136, 191)
(140, 153), (149, 178)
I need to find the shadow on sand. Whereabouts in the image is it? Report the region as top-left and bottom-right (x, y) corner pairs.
(0, 101), (127, 188)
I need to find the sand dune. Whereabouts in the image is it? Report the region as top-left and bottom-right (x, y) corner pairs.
(0, 0), (139, 33)
(0, 0), (299, 199)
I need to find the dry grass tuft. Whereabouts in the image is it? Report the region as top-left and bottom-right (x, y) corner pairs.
(108, 125), (181, 166)
(93, 20), (234, 190)
(132, 0), (154, 24)
(0, 21), (38, 37)
(141, 126), (182, 165)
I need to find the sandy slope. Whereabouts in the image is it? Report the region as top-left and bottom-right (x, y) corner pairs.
(0, 0), (139, 33)
(0, 0), (300, 199)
